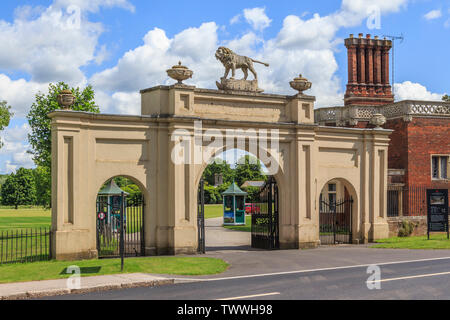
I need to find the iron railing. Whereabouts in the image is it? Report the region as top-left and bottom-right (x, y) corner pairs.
(319, 197), (353, 245)
(0, 227), (51, 264)
(96, 196), (145, 258)
(387, 184), (449, 217)
(251, 177), (279, 250)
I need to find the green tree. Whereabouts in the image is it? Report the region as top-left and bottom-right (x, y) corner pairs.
(243, 186), (262, 203)
(443, 95), (450, 102)
(33, 166), (51, 208)
(27, 82), (100, 169)
(202, 158), (234, 186)
(0, 100), (13, 149)
(27, 82), (99, 207)
(1, 168), (36, 209)
(121, 184), (142, 202)
(233, 155), (267, 187)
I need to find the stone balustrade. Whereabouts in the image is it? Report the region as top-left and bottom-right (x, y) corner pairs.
(315, 100), (450, 126)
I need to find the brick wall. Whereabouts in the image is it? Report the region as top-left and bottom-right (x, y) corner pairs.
(385, 118), (409, 170)
(384, 117), (449, 186)
(406, 117), (450, 186)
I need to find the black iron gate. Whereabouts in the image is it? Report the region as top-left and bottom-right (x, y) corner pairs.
(96, 194), (145, 258)
(197, 179), (205, 253)
(319, 197), (353, 245)
(251, 177), (279, 250)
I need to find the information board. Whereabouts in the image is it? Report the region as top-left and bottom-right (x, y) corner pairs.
(427, 189), (449, 240)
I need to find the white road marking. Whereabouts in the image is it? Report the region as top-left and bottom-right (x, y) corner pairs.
(217, 292), (280, 300)
(368, 271), (450, 284)
(172, 256), (450, 282)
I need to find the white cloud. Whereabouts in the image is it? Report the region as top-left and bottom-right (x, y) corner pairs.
(394, 81), (444, 101)
(0, 5), (104, 84)
(95, 90), (140, 115)
(90, 23), (221, 94)
(230, 14), (241, 25)
(445, 18), (450, 28)
(53, 0), (135, 13)
(89, 1), (411, 110)
(243, 7), (272, 31)
(0, 123), (34, 173)
(424, 9), (442, 20)
(0, 75), (48, 117)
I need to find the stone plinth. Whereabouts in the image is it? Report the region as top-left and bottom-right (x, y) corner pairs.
(216, 78), (263, 93)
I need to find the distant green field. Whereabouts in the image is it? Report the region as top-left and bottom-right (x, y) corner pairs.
(0, 204), (226, 232)
(0, 207), (51, 231)
(204, 204), (223, 219)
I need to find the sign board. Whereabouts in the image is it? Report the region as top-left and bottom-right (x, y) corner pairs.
(427, 189), (449, 240)
(98, 212), (106, 221)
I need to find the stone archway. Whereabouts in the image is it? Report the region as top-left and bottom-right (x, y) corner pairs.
(95, 176), (146, 258)
(195, 148), (285, 252)
(50, 84), (391, 260)
(318, 178), (358, 245)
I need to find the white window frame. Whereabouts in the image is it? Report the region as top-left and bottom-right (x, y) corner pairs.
(431, 155), (449, 181)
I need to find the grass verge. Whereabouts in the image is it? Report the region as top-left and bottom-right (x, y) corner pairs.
(0, 256), (229, 284)
(204, 204), (223, 219)
(372, 233), (450, 249)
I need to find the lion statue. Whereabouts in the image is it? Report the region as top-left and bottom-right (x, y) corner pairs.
(215, 47), (269, 81)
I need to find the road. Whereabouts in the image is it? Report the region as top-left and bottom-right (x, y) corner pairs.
(40, 219), (450, 300)
(48, 255), (450, 300)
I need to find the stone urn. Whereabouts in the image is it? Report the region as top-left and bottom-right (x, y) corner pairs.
(166, 61), (193, 84)
(57, 89), (75, 109)
(290, 74), (312, 94)
(370, 113), (386, 128)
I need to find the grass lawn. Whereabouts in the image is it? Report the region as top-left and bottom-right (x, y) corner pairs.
(0, 207), (51, 231)
(224, 215), (251, 232)
(372, 233), (450, 249)
(204, 204), (223, 219)
(0, 256), (229, 284)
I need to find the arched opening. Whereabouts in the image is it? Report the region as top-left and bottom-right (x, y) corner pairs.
(197, 148), (281, 252)
(96, 176), (145, 258)
(319, 178), (357, 245)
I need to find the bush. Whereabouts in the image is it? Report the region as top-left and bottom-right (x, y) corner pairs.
(204, 185), (222, 204)
(398, 220), (415, 237)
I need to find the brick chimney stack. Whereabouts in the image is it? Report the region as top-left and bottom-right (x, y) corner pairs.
(344, 34), (394, 106)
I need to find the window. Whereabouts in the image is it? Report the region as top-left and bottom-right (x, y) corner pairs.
(432, 156), (449, 180)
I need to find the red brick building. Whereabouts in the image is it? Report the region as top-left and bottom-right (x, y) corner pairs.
(316, 33), (449, 220)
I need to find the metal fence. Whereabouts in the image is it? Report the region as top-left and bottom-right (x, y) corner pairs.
(387, 185), (449, 217)
(0, 227), (51, 264)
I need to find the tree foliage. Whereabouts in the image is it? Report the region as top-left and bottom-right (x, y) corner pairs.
(202, 158), (234, 186)
(1, 168), (36, 209)
(243, 186), (262, 203)
(0, 100), (13, 149)
(33, 166), (51, 208)
(27, 82), (100, 169)
(443, 95), (450, 102)
(233, 155), (267, 187)
(26, 82), (99, 207)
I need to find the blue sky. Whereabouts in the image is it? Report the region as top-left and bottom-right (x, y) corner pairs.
(0, 0), (448, 173)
